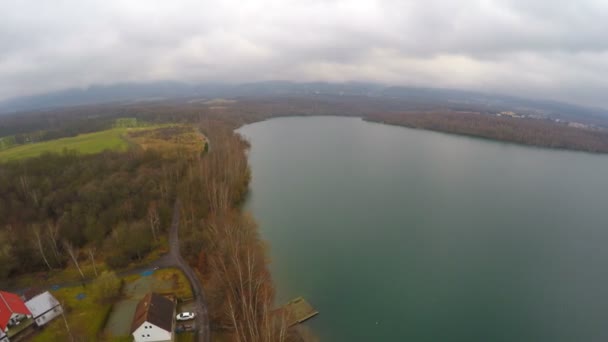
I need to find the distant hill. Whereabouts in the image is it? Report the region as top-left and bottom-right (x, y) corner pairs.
(1, 81), (607, 126)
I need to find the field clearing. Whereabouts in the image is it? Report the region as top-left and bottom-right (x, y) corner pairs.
(0, 128), (129, 162)
(127, 125), (205, 158)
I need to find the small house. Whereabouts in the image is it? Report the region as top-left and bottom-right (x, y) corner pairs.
(131, 293), (176, 342)
(25, 291), (63, 327)
(0, 291), (32, 333)
(0, 330), (9, 342)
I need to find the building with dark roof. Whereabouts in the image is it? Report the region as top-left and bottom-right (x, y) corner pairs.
(131, 293), (176, 342)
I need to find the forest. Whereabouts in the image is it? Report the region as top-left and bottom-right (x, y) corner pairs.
(0, 137), (185, 278)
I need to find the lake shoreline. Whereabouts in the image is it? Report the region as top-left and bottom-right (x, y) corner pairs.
(236, 113), (608, 155)
(241, 116), (608, 341)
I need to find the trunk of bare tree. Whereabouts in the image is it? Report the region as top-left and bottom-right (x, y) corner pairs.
(60, 301), (74, 342)
(63, 240), (84, 279)
(33, 225), (52, 271)
(147, 203), (160, 242)
(47, 222), (62, 267)
(88, 248), (98, 277)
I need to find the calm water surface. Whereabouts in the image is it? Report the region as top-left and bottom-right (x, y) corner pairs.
(238, 116), (608, 342)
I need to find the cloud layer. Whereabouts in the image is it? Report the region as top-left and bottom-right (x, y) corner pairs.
(2, 0), (608, 106)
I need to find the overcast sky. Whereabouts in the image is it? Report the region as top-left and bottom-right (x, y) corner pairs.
(1, 0), (608, 107)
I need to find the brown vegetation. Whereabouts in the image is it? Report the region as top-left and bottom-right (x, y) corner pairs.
(127, 125), (206, 158)
(368, 111), (608, 153)
(178, 119), (293, 341)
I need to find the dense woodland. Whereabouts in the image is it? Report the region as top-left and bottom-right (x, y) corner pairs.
(0, 147), (181, 277)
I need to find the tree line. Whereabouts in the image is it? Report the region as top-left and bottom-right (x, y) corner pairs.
(367, 111), (608, 153)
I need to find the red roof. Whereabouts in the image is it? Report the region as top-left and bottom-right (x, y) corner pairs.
(0, 291), (31, 331)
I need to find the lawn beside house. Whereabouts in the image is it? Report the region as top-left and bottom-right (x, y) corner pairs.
(31, 286), (112, 341)
(103, 268), (193, 341)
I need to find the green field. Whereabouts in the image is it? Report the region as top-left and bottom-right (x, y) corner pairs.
(0, 128), (129, 162)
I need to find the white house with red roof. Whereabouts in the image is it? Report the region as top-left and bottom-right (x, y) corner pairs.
(0, 291), (32, 334)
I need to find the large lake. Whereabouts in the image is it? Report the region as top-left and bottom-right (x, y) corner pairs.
(238, 116), (608, 341)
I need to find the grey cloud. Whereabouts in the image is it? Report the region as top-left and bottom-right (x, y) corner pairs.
(1, 0), (608, 107)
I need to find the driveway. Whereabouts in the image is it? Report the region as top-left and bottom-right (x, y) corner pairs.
(168, 199), (210, 342)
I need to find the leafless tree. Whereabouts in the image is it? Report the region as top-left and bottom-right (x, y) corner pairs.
(206, 213), (288, 342)
(33, 224), (52, 271)
(62, 240), (84, 279)
(147, 202), (160, 242)
(59, 300), (74, 342)
(47, 221), (62, 266)
(88, 248), (98, 277)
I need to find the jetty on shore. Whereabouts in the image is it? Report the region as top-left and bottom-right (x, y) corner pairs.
(276, 297), (319, 327)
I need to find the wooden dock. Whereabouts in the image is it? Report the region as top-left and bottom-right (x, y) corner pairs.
(279, 297), (319, 327)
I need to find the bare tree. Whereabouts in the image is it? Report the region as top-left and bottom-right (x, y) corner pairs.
(47, 221), (62, 265)
(147, 202), (160, 242)
(59, 300), (74, 342)
(33, 225), (52, 271)
(62, 240), (84, 279)
(206, 213), (288, 342)
(88, 248), (98, 277)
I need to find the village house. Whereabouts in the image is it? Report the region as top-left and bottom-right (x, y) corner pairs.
(131, 293), (176, 342)
(0, 291), (32, 334)
(25, 291), (63, 327)
(0, 330), (8, 342)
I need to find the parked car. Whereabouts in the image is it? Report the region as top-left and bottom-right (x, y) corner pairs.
(176, 312), (196, 321)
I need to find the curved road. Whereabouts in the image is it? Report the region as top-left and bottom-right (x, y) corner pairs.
(168, 199), (210, 342)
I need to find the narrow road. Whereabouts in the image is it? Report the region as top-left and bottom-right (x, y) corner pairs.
(168, 199), (210, 342)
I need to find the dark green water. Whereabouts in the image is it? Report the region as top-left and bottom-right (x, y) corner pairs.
(238, 116), (608, 342)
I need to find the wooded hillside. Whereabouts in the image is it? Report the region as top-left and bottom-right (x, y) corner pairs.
(367, 111), (608, 153)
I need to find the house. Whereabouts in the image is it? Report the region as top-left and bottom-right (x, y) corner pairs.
(25, 291), (63, 327)
(0, 291), (32, 333)
(131, 293), (176, 342)
(0, 330), (9, 342)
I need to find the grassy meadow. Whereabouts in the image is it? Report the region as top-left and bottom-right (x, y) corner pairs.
(0, 128), (129, 162)
(0, 122), (204, 163)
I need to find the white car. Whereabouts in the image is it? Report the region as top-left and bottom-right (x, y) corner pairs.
(176, 312), (196, 321)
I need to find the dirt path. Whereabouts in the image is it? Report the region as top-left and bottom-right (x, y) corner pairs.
(168, 199), (210, 342)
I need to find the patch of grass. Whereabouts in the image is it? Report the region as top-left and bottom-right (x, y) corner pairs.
(121, 273), (142, 284)
(154, 268), (193, 300)
(31, 285), (112, 341)
(7, 317), (34, 338)
(6, 259), (109, 290)
(176, 332), (196, 342)
(0, 128), (129, 162)
(6, 239), (168, 290)
(124, 236), (169, 269)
